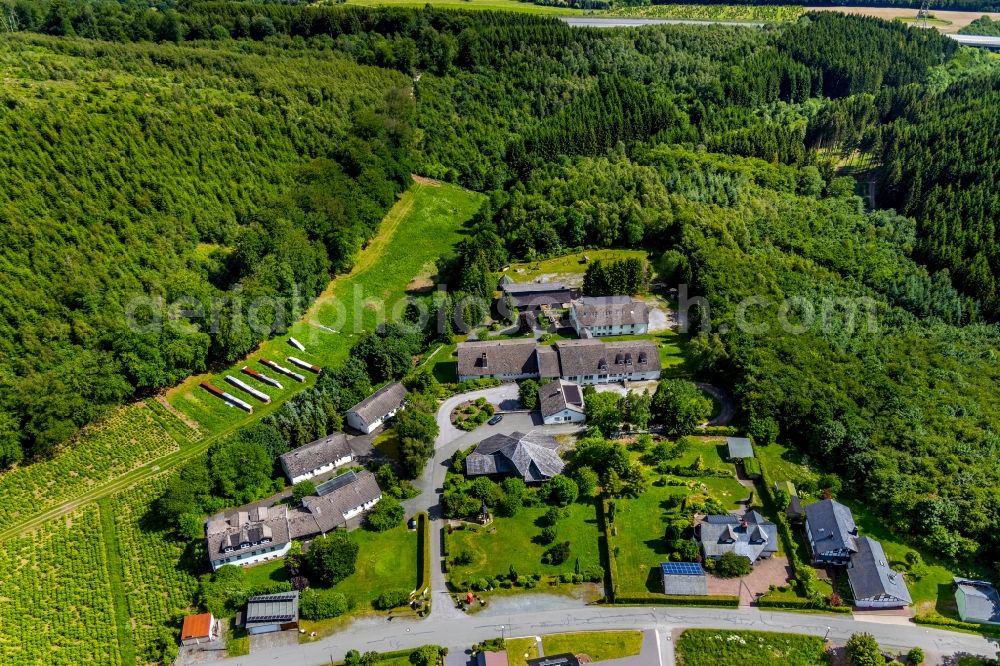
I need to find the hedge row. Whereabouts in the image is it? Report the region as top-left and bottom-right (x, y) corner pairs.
(757, 597), (851, 613)
(416, 512), (431, 595)
(615, 595), (740, 607)
(914, 611), (1000, 638)
(600, 498), (621, 602)
(701, 425), (739, 436)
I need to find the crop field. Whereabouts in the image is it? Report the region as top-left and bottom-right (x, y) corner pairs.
(0, 507), (123, 665)
(608, 4), (801, 21)
(0, 401), (197, 534)
(447, 501), (601, 584)
(111, 476), (201, 665)
(168, 180), (485, 432)
(347, 0), (583, 14)
(676, 629), (826, 666)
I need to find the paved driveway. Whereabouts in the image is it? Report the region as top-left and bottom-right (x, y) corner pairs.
(704, 557), (793, 607)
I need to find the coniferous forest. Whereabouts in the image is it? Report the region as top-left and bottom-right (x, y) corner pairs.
(0, 2), (999, 576)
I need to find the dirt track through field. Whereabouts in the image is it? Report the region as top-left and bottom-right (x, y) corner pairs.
(808, 6), (1000, 32)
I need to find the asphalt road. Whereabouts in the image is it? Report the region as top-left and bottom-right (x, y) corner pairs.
(222, 604), (999, 666)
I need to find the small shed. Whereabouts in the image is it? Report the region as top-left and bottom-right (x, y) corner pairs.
(661, 561), (708, 596)
(180, 612), (215, 646)
(726, 437), (754, 460)
(955, 578), (1000, 625)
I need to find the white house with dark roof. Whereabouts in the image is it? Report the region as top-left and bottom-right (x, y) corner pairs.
(539, 380), (586, 424)
(205, 504), (292, 571)
(465, 431), (565, 482)
(570, 296), (649, 337)
(501, 281), (576, 310)
(279, 433), (353, 484)
(457, 339), (540, 382)
(698, 510), (778, 563)
(847, 536), (912, 608)
(805, 499), (859, 565)
(346, 382), (408, 434)
(288, 469), (383, 537)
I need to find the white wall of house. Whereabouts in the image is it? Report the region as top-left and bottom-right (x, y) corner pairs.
(342, 494), (381, 521)
(543, 408), (586, 425)
(458, 372), (537, 382)
(285, 454), (354, 485)
(853, 595), (909, 609)
(210, 540), (292, 572)
(564, 370), (660, 385)
(347, 406), (401, 434)
(569, 309), (649, 338)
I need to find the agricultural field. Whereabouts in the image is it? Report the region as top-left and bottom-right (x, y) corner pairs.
(609, 438), (755, 597)
(447, 501), (601, 585)
(110, 476), (201, 665)
(608, 4), (802, 21)
(675, 629), (827, 666)
(542, 631), (643, 661)
(0, 400), (198, 535)
(0, 506), (123, 665)
(347, 0), (583, 14)
(168, 180), (485, 432)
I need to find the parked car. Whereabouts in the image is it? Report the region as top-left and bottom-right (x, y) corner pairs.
(488, 414), (503, 425)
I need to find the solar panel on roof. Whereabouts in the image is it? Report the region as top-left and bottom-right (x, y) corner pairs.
(316, 470), (358, 497)
(564, 384), (582, 404)
(660, 561), (705, 575)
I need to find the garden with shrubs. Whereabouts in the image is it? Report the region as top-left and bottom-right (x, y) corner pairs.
(451, 397), (496, 432)
(441, 446), (603, 593)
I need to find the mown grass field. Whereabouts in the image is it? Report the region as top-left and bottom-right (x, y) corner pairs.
(447, 501), (601, 584)
(607, 4), (801, 20)
(168, 179), (484, 431)
(506, 249), (648, 283)
(542, 631), (643, 661)
(506, 638), (540, 666)
(675, 629), (826, 666)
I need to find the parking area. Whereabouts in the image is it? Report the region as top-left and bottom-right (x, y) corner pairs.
(704, 556), (793, 607)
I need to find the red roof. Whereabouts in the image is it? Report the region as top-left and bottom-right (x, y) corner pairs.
(181, 613), (213, 640)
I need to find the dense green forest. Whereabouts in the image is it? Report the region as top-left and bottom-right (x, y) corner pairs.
(0, 2), (999, 575)
(0, 31), (411, 464)
(960, 15), (1000, 35)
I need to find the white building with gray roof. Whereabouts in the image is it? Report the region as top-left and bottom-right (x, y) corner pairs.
(346, 382), (408, 434)
(570, 296), (649, 337)
(847, 536), (912, 608)
(954, 578), (1000, 625)
(279, 433), (354, 484)
(539, 380), (586, 425)
(205, 504), (292, 571)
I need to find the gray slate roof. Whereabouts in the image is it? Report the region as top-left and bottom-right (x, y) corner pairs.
(279, 433), (352, 480)
(465, 431), (565, 481)
(552, 340), (659, 378)
(205, 503), (290, 560)
(847, 536), (911, 604)
(536, 346), (561, 379)
(805, 499), (858, 554)
(955, 578), (1000, 623)
(457, 340), (538, 378)
(245, 592), (299, 627)
(502, 281), (575, 308)
(726, 437), (754, 459)
(288, 469), (382, 537)
(572, 296), (649, 328)
(539, 380), (585, 418)
(699, 510), (778, 562)
(347, 382), (407, 425)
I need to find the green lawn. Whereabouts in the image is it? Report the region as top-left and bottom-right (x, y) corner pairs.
(676, 630), (826, 666)
(612, 440), (754, 596)
(242, 523), (419, 613)
(447, 501), (601, 584)
(506, 638), (539, 666)
(424, 341), (459, 383)
(168, 180), (485, 431)
(754, 442), (820, 495)
(541, 631), (643, 662)
(506, 249), (648, 282)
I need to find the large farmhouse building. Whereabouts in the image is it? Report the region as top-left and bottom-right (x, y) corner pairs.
(206, 470), (382, 570)
(457, 339), (660, 385)
(847, 536), (912, 608)
(570, 296), (649, 337)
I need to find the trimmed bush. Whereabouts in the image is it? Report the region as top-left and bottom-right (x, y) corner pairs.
(374, 589), (410, 610)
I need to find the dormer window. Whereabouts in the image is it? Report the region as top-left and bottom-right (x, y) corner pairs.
(239, 541), (250, 549)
